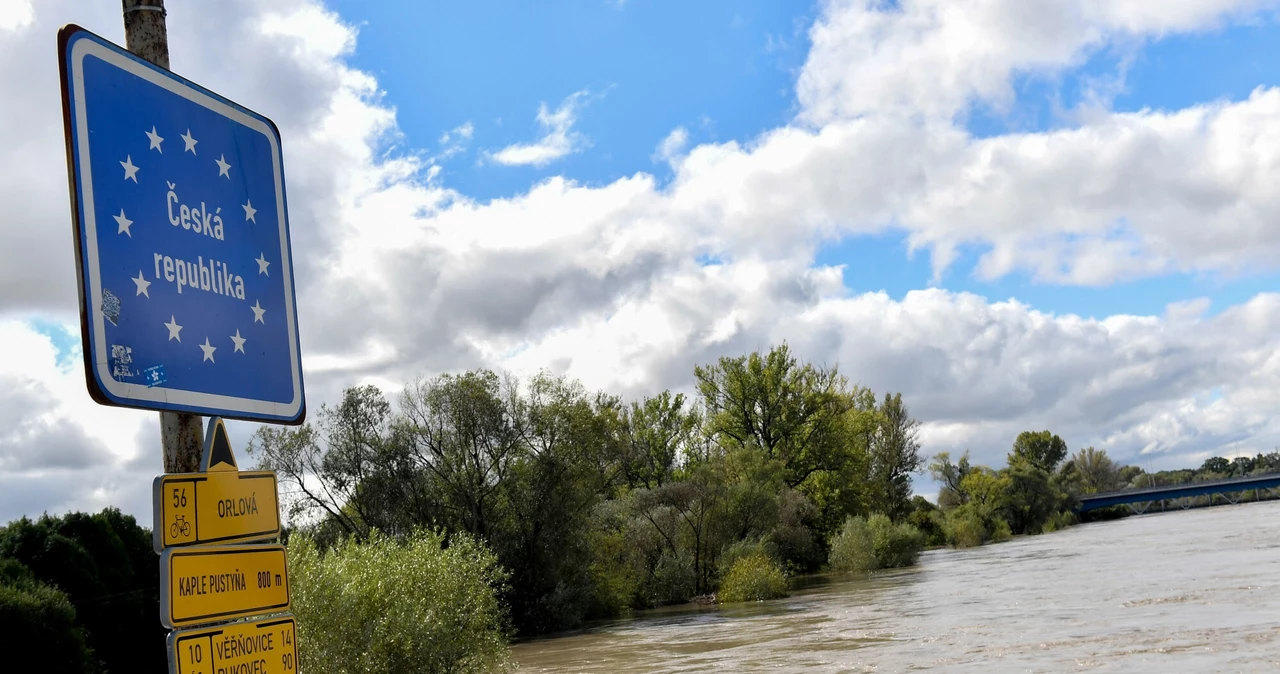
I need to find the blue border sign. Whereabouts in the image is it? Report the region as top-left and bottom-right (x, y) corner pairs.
(58, 25), (305, 424)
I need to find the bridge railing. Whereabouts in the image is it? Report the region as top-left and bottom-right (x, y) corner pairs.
(1081, 472), (1280, 502)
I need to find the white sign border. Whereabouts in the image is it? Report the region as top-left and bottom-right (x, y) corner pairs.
(67, 31), (304, 422)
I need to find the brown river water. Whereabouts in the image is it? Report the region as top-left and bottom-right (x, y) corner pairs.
(512, 500), (1280, 672)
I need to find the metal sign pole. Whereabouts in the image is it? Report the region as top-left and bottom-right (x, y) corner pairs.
(121, 0), (204, 473)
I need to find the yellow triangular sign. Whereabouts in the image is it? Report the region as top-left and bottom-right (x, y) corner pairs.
(201, 417), (239, 473)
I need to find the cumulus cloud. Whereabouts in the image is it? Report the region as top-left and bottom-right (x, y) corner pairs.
(795, 0), (1280, 124)
(5, 0), (1280, 523)
(0, 319), (157, 521)
(487, 90), (592, 167)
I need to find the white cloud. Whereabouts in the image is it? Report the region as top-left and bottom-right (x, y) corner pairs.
(653, 127), (689, 165)
(0, 319), (157, 521)
(440, 121), (474, 145)
(0, 0), (33, 32)
(487, 90), (591, 167)
(796, 0), (1280, 124)
(434, 121), (474, 162)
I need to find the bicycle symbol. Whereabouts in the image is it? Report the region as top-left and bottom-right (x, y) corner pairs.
(170, 515), (191, 539)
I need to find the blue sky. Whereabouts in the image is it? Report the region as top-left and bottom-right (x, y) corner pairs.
(327, 0), (1280, 321)
(330, 0), (812, 198)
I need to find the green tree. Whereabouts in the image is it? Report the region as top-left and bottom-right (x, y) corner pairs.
(0, 560), (93, 674)
(619, 390), (699, 489)
(1069, 446), (1120, 494)
(494, 372), (622, 633)
(1200, 456), (1230, 475)
(866, 393), (923, 519)
(718, 552), (788, 603)
(1000, 456), (1065, 535)
(905, 496), (947, 547)
(866, 513), (926, 568)
(694, 342), (853, 488)
(289, 529), (512, 673)
(827, 514), (924, 571)
(0, 508), (161, 674)
(397, 370), (523, 538)
(827, 515), (876, 573)
(1229, 455), (1255, 476)
(631, 462), (728, 595)
(249, 385), (402, 541)
(1010, 430), (1069, 473)
(1254, 451), (1280, 474)
(928, 451), (973, 509)
(1117, 464), (1146, 487)
(958, 468), (1011, 526)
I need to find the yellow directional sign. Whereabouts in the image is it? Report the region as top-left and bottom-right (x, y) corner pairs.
(168, 613), (300, 674)
(152, 417), (281, 553)
(161, 543), (290, 629)
(153, 471), (280, 553)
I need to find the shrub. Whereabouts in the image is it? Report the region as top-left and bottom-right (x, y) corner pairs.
(827, 516), (875, 573)
(718, 552), (788, 603)
(1041, 510), (1076, 533)
(718, 537), (773, 582)
(944, 509), (986, 548)
(584, 507), (641, 618)
(906, 504), (948, 548)
(989, 518), (1014, 543)
(867, 514), (926, 569)
(644, 550), (697, 607)
(288, 529), (513, 674)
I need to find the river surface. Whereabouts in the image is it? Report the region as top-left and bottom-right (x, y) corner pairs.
(512, 501), (1280, 672)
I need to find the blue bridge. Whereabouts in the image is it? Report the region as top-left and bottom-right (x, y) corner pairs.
(1076, 473), (1280, 514)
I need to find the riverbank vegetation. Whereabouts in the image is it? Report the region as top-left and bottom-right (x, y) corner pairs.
(249, 343), (930, 635)
(718, 552), (789, 603)
(7, 343), (1280, 672)
(288, 529), (513, 673)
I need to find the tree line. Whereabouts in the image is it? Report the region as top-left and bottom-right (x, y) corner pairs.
(247, 343), (928, 634)
(9, 341), (1280, 672)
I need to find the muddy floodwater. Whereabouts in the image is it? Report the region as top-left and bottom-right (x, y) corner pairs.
(512, 501), (1280, 672)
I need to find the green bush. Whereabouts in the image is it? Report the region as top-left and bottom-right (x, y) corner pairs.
(828, 515), (926, 572)
(867, 514), (926, 568)
(944, 509), (986, 548)
(288, 529), (513, 674)
(1041, 510), (1076, 533)
(584, 508), (642, 618)
(827, 516), (875, 573)
(644, 550), (697, 606)
(717, 537), (772, 581)
(989, 518), (1013, 543)
(0, 563), (93, 674)
(718, 552), (788, 603)
(906, 502), (948, 548)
